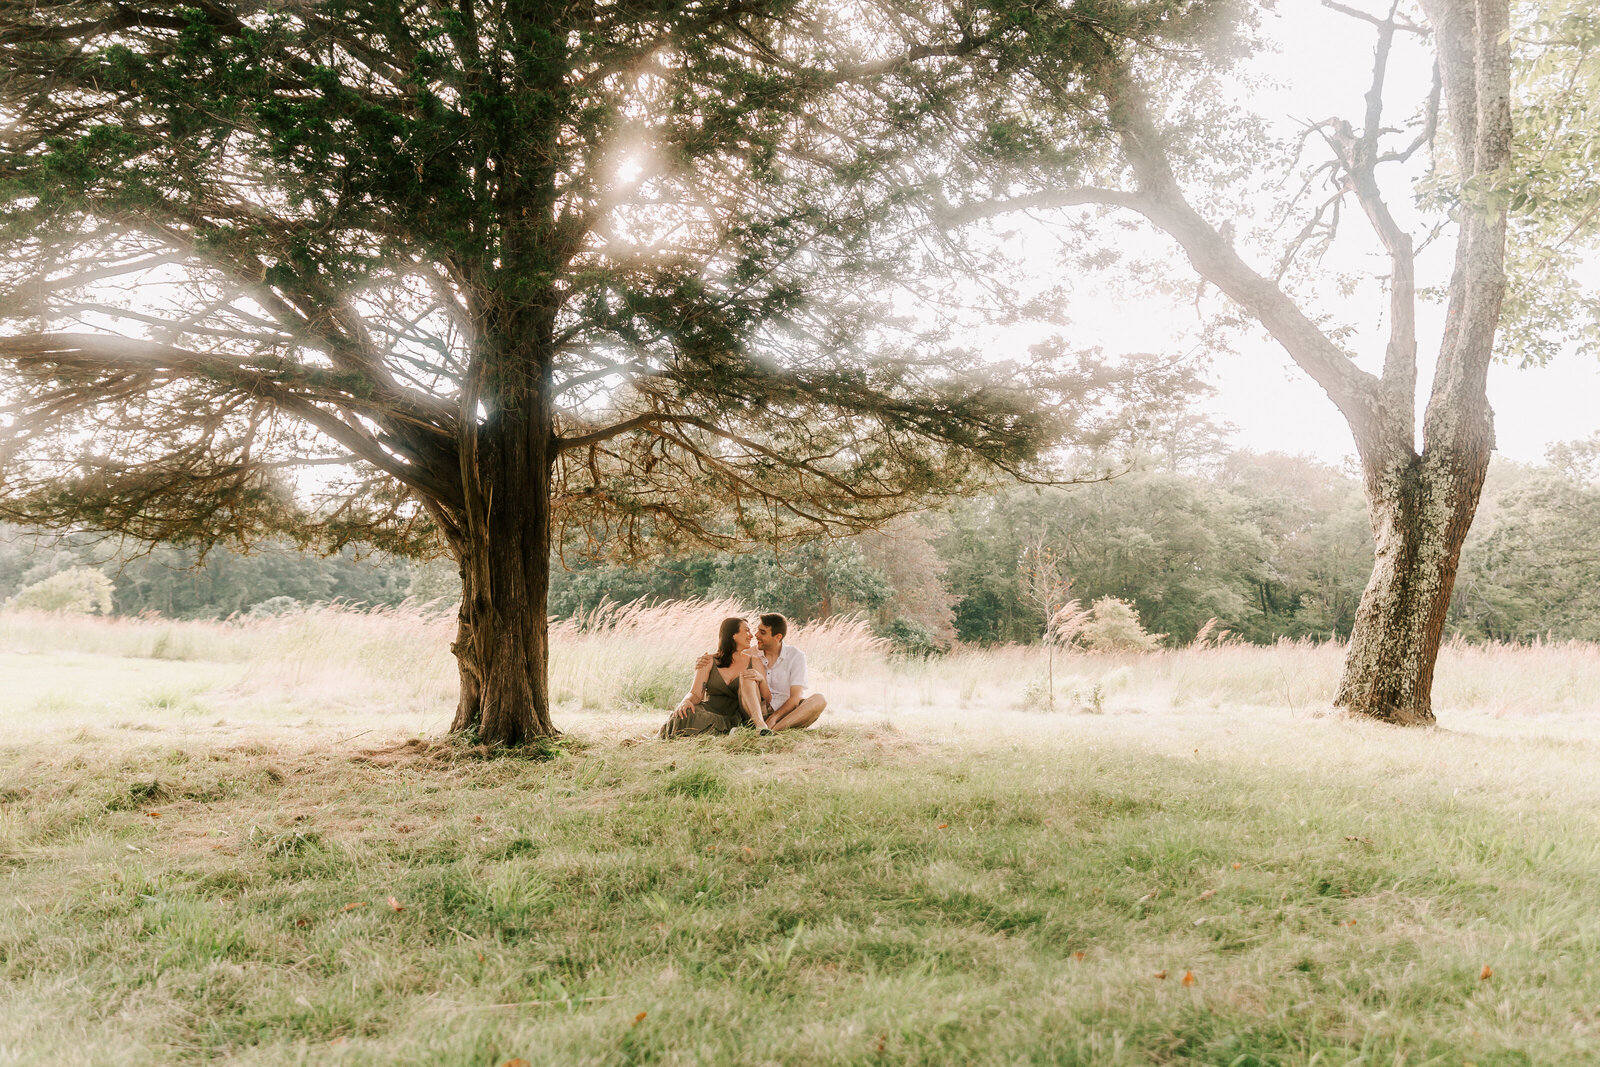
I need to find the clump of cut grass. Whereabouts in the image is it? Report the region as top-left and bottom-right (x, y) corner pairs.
(661, 765), (728, 800)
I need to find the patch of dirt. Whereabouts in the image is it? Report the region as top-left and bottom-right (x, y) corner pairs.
(351, 735), (562, 767)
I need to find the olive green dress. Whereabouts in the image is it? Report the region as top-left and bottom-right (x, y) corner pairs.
(658, 662), (747, 738)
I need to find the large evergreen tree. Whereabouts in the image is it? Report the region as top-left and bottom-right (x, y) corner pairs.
(0, 1), (1125, 744)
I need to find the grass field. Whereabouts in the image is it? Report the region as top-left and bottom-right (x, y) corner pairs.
(3, 604), (1600, 1065)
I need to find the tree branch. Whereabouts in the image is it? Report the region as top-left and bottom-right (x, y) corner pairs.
(0, 332), (464, 507)
(1095, 61), (1385, 446)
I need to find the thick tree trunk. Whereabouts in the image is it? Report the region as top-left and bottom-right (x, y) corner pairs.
(446, 412), (557, 745)
(443, 289), (560, 746)
(1335, 425), (1492, 725)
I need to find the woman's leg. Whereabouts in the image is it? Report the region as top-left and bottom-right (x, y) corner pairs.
(738, 676), (773, 733)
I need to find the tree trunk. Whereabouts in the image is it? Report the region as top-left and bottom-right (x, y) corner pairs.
(447, 414), (557, 745)
(445, 310), (559, 745)
(1335, 426), (1492, 725)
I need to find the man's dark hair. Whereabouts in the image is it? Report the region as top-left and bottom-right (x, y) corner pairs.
(759, 613), (789, 639)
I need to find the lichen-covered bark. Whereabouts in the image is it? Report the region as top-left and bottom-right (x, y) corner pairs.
(1335, 419), (1492, 725)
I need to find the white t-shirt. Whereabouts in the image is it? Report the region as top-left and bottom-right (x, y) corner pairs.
(763, 643), (808, 708)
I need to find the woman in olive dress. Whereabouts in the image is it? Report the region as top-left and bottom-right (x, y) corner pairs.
(659, 617), (773, 738)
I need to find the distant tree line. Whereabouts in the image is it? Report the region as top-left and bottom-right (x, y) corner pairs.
(0, 533), (432, 619)
(4, 439), (1596, 650)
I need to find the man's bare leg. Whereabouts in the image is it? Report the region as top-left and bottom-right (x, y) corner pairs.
(769, 693), (826, 731)
(738, 677), (774, 734)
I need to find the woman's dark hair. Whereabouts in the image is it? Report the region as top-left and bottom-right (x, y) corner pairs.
(714, 617), (744, 668)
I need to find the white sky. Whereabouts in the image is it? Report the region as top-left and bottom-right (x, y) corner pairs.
(1060, 0), (1600, 466)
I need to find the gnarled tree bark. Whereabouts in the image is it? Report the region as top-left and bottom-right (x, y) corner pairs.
(446, 419), (557, 746)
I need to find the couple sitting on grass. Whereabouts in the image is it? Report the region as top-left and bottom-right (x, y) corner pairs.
(658, 613), (827, 739)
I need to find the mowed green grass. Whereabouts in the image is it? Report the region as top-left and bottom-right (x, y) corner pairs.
(4, 692), (1600, 1066)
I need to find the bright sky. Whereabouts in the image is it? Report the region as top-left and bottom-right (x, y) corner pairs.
(1067, 1), (1600, 467)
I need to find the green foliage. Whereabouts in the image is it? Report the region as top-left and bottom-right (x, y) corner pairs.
(8, 565), (114, 614)
(881, 618), (946, 657)
(0, 526), (421, 619)
(1450, 437), (1600, 640)
(550, 542), (899, 634)
(245, 596), (300, 619)
(1497, 0), (1600, 364)
(1079, 596), (1163, 652)
(938, 459), (1366, 648)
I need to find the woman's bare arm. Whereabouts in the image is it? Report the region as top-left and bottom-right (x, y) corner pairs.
(689, 652), (714, 703)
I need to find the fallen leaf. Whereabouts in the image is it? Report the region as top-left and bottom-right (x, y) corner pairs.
(1344, 919), (1358, 927)
(387, 896), (405, 912)
(342, 901), (368, 912)
(1231, 863), (1242, 870)
(147, 811), (162, 819)
(875, 1034), (887, 1053)
(1072, 951), (1086, 962)
(1198, 889), (1215, 901)
(743, 846), (753, 854)
(474, 815), (484, 823)
(500, 1060), (529, 1067)
(1181, 970), (1196, 987)
(1154, 970), (1168, 980)
(478, 952), (486, 964)
(1480, 964), (1493, 981)
(633, 1012), (647, 1027)
(937, 823), (949, 830)
(295, 917), (312, 928)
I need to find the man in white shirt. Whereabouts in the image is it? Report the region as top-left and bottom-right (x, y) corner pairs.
(747, 612), (826, 731)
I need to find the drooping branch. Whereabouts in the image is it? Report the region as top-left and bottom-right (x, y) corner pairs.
(0, 332), (464, 508)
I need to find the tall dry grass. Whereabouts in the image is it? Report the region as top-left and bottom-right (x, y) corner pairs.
(3, 602), (1599, 725)
(0, 600), (886, 720)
